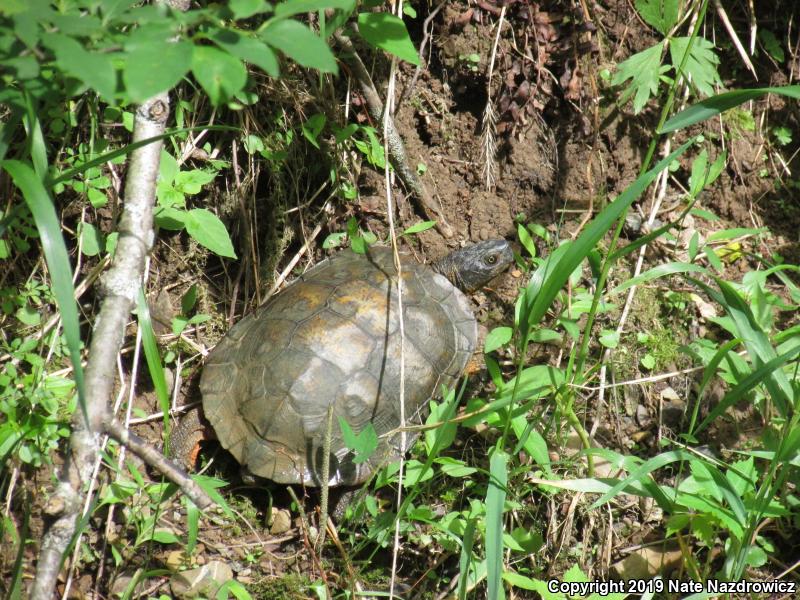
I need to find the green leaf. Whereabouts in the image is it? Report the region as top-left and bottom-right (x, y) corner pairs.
(759, 29), (784, 62)
(338, 418), (378, 464)
(301, 113), (326, 148)
(402, 459), (435, 486)
(611, 41), (666, 113)
(41, 33), (117, 100)
(523, 140), (694, 334)
(217, 580), (254, 600)
(172, 316), (189, 336)
(689, 149), (709, 197)
(635, 0), (679, 35)
(661, 85), (800, 133)
(229, 0), (270, 19)
(517, 222), (536, 258)
(502, 571), (542, 592)
(174, 169), (216, 195)
(262, 19), (338, 74)
(486, 447), (508, 600)
(154, 206), (188, 230)
(610, 262), (706, 295)
(745, 545), (768, 568)
(707, 227), (767, 242)
(322, 231), (347, 249)
(124, 39), (193, 102)
(210, 28), (280, 78)
(149, 528), (180, 544)
(436, 457), (477, 477)
(185, 496), (200, 556)
(357, 12), (420, 65)
(509, 527), (543, 554)
(181, 284), (198, 314)
(16, 305), (40, 326)
(484, 326), (512, 353)
(599, 329), (619, 348)
(705, 246), (722, 271)
(669, 36), (722, 98)
(87, 186), (107, 208)
(184, 208), (237, 258)
(273, 0), (354, 19)
(80, 221), (103, 256)
(192, 46), (248, 105)
(106, 232), (118, 255)
(402, 220), (436, 235)
(457, 519), (476, 600)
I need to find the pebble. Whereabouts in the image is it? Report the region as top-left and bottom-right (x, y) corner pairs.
(169, 561), (233, 599)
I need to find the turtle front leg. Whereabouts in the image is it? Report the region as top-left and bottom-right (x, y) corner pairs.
(170, 406), (213, 471)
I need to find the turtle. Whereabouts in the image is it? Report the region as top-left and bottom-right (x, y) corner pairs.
(181, 239), (513, 487)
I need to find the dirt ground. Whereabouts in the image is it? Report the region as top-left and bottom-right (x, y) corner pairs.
(6, 0), (800, 597)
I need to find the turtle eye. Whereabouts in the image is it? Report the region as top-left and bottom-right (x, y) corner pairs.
(486, 254), (497, 265)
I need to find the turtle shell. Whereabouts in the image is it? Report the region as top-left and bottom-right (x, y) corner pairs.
(200, 247), (477, 486)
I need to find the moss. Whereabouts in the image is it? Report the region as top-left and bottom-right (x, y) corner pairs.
(247, 573), (314, 600)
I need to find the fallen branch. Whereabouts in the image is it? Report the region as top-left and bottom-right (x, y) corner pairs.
(104, 419), (212, 509)
(333, 29), (454, 238)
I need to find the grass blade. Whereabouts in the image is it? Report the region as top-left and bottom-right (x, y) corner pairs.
(660, 85), (800, 133)
(486, 446), (508, 600)
(611, 262), (706, 295)
(2, 160), (86, 411)
(690, 277), (793, 416)
(524, 139), (695, 329)
(136, 288), (172, 447)
(457, 518), (476, 600)
(589, 449), (696, 509)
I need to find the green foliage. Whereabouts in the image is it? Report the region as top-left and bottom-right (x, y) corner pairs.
(612, 0), (724, 113)
(0, 0), (351, 108)
(155, 150), (236, 258)
(357, 12), (420, 65)
(339, 418), (379, 464)
(635, 0), (679, 35)
(612, 41), (669, 113)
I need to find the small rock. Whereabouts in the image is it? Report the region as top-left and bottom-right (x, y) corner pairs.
(611, 544), (683, 580)
(660, 387), (680, 402)
(110, 573), (150, 598)
(170, 561), (234, 599)
(635, 404), (650, 427)
(269, 508), (292, 534)
(166, 550), (186, 572)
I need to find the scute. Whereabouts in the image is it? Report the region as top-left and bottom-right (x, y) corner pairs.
(200, 246), (480, 486)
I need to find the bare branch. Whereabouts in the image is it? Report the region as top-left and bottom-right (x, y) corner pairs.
(31, 93), (214, 600)
(104, 419), (212, 509)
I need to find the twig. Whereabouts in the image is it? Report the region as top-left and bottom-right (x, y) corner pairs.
(266, 196), (332, 297)
(400, 1), (446, 104)
(712, 0), (757, 81)
(104, 419), (212, 508)
(128, 401), (199, 425)
(382, 5), (407, 599)
(333, 29), (454, 238)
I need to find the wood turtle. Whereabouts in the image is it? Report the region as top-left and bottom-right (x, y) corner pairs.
(181, 240), (513, 486)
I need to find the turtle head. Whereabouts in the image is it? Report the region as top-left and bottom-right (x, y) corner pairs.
(434, 239), (514, 293)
